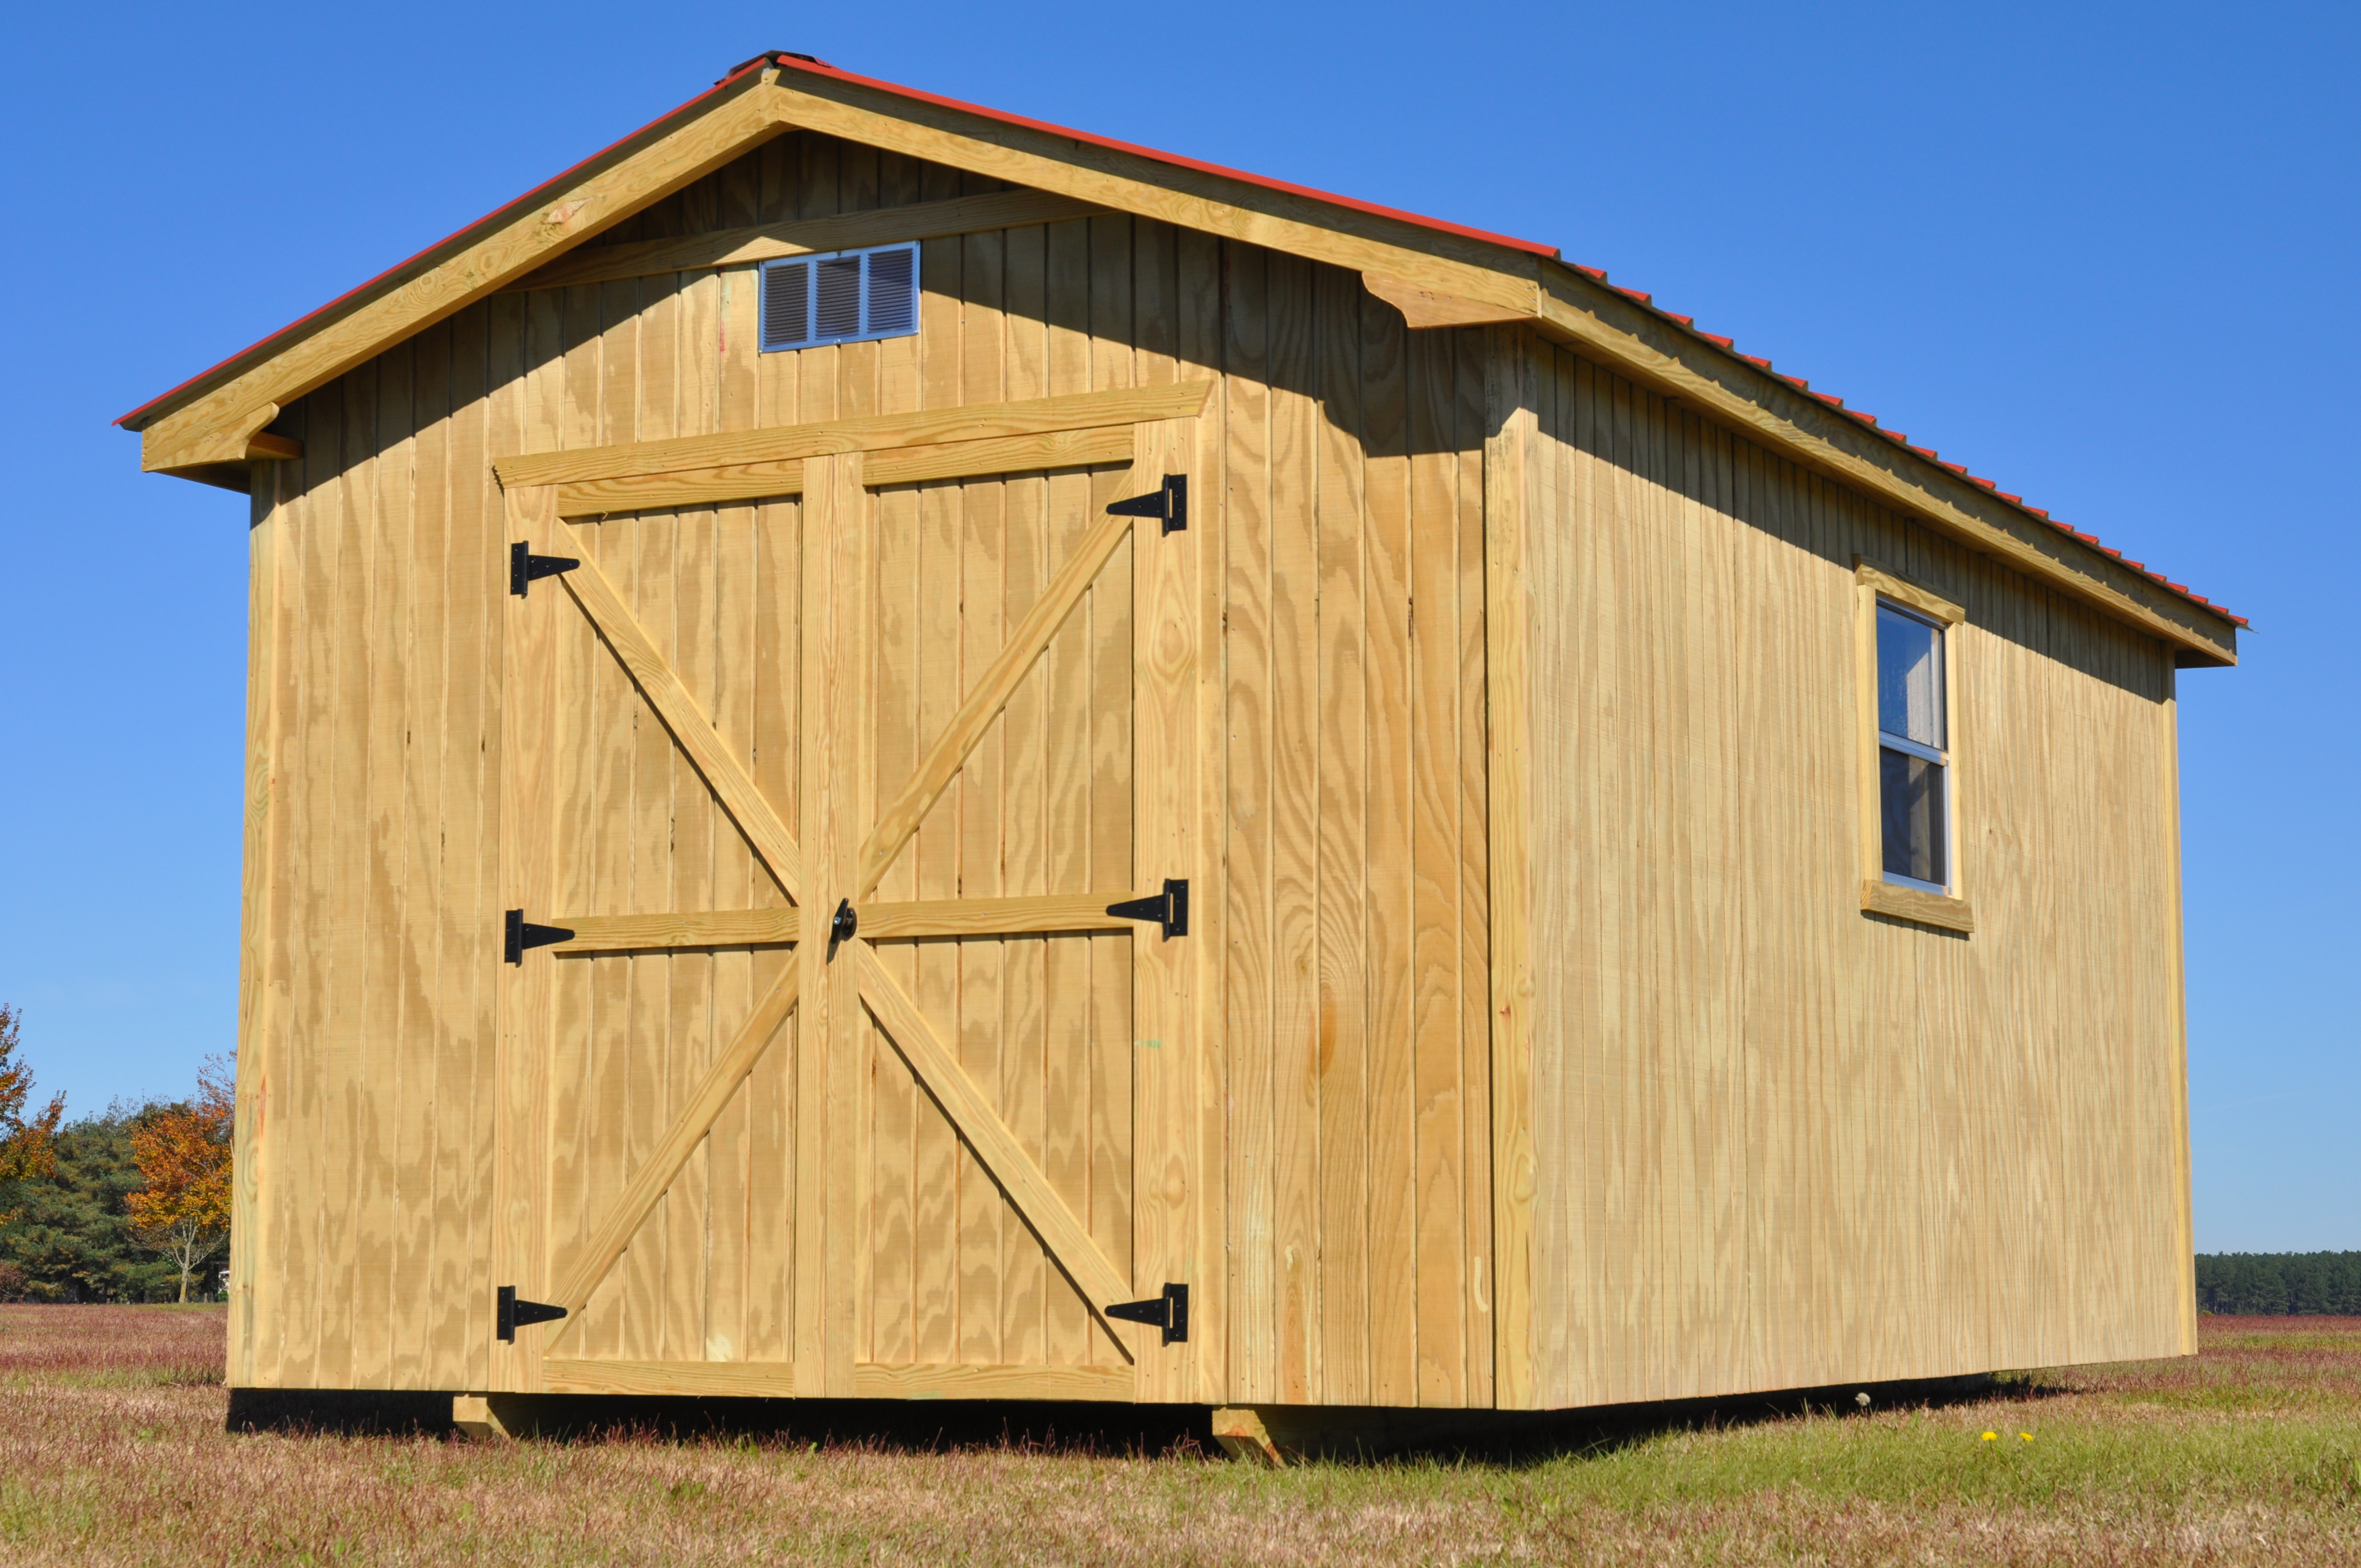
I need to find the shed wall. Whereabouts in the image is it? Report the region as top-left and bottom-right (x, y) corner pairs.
(1512, 340), (2195, 1409)
(231, 129), (1497, 1405)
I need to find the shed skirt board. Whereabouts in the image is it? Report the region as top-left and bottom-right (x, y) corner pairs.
(492, 413), (1204, 1401)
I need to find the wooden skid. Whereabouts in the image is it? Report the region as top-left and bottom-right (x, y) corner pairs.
(538, 1359), (1135, 1402)
(554, 426), (1133, 518)
(543, 1359), (801, 1398)
(851, 1363), (1135, 1401)
(497, 382), (1212, 489)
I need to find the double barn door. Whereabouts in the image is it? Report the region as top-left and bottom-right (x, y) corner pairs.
(489, 389), (1206, 1403)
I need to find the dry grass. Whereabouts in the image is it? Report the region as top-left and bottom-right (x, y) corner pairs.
(4, 1308), (2359, 1565)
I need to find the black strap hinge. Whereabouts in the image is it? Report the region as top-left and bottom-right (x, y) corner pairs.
(504, 908), (575, 965)
(1105, 878), (1188, 939)
(510, 541), (581, 596)
(1105, 1282), (1188, 1344)
(496, 1285), (568, 1342)
(1107, 473), (1187, 533)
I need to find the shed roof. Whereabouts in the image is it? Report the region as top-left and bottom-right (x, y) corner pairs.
(118, 51), (2242, 653)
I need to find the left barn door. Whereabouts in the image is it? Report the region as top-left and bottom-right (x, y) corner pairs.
(491, 482), (810, 1396)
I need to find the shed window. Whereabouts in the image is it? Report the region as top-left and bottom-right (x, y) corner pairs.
(1853, 559), (1972, 932)
(1876, 602), (1949, 891)
(760, 243), (920, 352)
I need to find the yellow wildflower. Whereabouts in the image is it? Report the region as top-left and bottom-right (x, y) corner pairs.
(1981, 1431), (1997, 1441)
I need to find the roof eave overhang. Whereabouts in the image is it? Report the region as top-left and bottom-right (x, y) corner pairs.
(118, 52), (2239, 666)
(118, 57), (790, 464)
(1528, 262), (2239, 666)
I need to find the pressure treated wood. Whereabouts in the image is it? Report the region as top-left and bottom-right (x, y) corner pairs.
(136, 78), (784, 474)
(553, 426), (1133, 516)
(506, 187), (1104, 292)
(135, 62), (2236, 670)
(1502, 337), (2199, 1407)
(495, 382), (1211, 489)
(210, 116), (2205, 1418)
(855, 500), (1140, 900)
(853, 943), (1135, 1320)
(543, 964), (801, 1333)
(551, 525), (805, 900)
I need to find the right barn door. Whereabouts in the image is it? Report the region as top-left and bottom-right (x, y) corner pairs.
(796, 416), (1201, 1404)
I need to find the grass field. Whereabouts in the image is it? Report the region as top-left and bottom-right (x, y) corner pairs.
(4, 1307), (2359, 1564)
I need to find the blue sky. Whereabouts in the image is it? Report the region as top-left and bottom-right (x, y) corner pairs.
(0, 3), (2351, 1250)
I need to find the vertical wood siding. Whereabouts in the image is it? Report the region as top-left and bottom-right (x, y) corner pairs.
(1516, 342), (2193, 1408)
(247, 130), (1497, 1405)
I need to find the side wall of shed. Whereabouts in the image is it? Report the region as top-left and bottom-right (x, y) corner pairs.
(1503, 335), (2196, 1409)
(231, 131), (1498, 1404)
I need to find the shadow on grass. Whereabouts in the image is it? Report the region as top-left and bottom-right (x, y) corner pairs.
(227, 1369), (2069, 1466)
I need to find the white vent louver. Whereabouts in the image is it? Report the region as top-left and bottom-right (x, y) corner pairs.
(760, 242), (920, 352)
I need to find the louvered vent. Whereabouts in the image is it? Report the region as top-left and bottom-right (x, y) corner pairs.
(762, 259), (810, 349)
(760, 242), (920, 353)
(866, 246), (916, 335)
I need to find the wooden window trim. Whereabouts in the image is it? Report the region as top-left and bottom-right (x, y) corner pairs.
(1854, 558), (1975, 934)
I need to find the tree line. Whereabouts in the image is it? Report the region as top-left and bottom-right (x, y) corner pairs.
(2196, 1252), (2361, 1317)
(0, 1006), (231, 1304)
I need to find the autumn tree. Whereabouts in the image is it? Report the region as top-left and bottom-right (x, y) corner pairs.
(126, 1057), (233, 1303)
(0, 1005), (65, 1224)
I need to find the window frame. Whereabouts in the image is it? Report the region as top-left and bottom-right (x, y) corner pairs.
(757, 241), (921, 353)
(1853, 558), (1974, 934)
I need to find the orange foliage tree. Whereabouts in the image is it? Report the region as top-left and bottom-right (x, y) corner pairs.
(126, 1057), (235, 1303)
(0, 1005), (66, 1223)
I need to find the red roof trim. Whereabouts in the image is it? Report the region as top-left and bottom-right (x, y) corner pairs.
(117, 50), (2241, 633)
(766, 55), (1562, 262)
(114, 55), (780, 429)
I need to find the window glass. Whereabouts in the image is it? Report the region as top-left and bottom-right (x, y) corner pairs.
(1876, 603), (1944, 749)
(1875, 599), (1950, 891)
(1880, 748), (1947, 885)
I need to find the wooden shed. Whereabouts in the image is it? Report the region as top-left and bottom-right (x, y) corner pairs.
(121, 53), (2242, 1445)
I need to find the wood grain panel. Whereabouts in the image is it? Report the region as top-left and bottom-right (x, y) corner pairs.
(232, 122), (2187, 1419)
(1517, 337), (2196, 1408)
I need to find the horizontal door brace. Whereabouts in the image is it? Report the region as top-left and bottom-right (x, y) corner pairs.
(497, 380), (1213, 490)
(540, 894), (1154, 954)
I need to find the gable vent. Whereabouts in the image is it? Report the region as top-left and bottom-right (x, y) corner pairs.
(760, 242), (920, 353)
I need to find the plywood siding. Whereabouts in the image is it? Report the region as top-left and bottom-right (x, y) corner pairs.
(242, 313), (508, 1393)
(1218, 252), (1493, 1408)
(1513, 340), (2193, 1409)
(243, 130), (1495, 1406)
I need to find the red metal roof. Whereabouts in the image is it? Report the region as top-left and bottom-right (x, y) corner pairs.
(119, 51), (2242, 630)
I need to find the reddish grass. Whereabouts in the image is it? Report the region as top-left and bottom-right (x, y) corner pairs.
(0, 1303), (222, 1384)
(3, 1308), (2358, 1565)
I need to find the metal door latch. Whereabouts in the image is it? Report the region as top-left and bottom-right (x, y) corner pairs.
(1106, 879), (1188, 939)
(496, 1286), (567, 1342)
(510, 541), (581, 596)
(830, 899), (858, 943)
(1105, 1283), (1189, 1344)
(1107, 474), (1187, 533)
